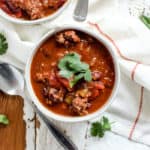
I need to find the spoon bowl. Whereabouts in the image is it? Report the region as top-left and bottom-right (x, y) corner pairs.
(0, 63), (24, 95)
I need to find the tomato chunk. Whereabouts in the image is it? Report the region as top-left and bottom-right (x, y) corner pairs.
(56, 73), (71, 89)
(48, 71), (62, 88)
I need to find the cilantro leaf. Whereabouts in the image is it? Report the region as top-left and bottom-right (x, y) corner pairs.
(102, 116), (111, 131)
(84, 69), (92, 81)
(58, 52), (92, 87)
(58, 53), (80, 70)
(70, 73), (85, 88)
(68, 61), (89, 72)
(91, 122), (104, 137)
(0, 114), (9, 125)
(59, 70), (73, 79)
(0, 33), (8, 55)
(90, 116), (112, 138)
(140, 15), (150, 29)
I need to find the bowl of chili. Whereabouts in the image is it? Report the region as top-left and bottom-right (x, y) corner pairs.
(0, 0), (70, 25)
(25, 25), (120, 122)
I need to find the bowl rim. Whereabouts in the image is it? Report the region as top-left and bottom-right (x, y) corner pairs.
(0, 0), (70, 25)
(25, 25), (120, 122)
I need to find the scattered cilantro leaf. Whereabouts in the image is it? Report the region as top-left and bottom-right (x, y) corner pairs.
(140, 15), (150, 29)
(0, 33), (8, 55)
(91, 122), (104, 137)
(0, 114), (9, 125)
(90, 116), (112, 138)
(58, 52), (92, 87)
(102, 116), (111, 131)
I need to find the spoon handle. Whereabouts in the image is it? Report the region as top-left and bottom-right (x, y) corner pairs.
(36, 109), (78, 150)
(74, 0), (89, 21)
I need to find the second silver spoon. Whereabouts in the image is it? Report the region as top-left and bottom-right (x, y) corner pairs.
(74, 0), (89, 21)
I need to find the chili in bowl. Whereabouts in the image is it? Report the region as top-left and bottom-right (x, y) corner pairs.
(0, 0), (69, 25)
(25, 25), (120, 122)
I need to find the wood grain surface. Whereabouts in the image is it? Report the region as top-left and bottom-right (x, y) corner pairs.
(0, 90), (89, 150)
(0, 91), (26, 150)
(0, 89), (88, 150)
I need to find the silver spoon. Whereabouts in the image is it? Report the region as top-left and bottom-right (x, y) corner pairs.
(0, 62), (78, 150)
(74, 0), (89, 21)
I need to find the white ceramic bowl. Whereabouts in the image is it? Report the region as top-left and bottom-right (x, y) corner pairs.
(25, 25), (120, 122)
(0, 0), (70, 25)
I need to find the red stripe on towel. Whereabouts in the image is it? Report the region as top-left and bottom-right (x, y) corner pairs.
(131, 63), (140, 81)
(88, 22), (141, 63)
(128, 87), (144, 140)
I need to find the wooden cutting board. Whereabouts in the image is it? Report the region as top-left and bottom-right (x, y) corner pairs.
(0, 91), (26, 150)
(0, 90), (88, 150)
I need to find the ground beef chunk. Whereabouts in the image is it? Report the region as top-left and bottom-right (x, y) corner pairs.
(56, 30), (80, 47)
(71, 97), (91, 115)
(35, 70), (62, 88)
(64, 87), (92, 115)
(41, 0), (66, 9)
(43, 87), (66, 104)
(5, 0), (21, 13)
(10, 0), (45, 19)
(35, 72), (50, 83)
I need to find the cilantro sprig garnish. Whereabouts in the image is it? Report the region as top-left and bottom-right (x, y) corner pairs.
(90, 117), (112, 138)
(140, 15), (150, 29)
(58, 53), (92, 87)
(0, 33), (8, 55)
(0, 114), (9, 125)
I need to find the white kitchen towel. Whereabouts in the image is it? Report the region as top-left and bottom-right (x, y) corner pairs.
(0, 0), (150, 147)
